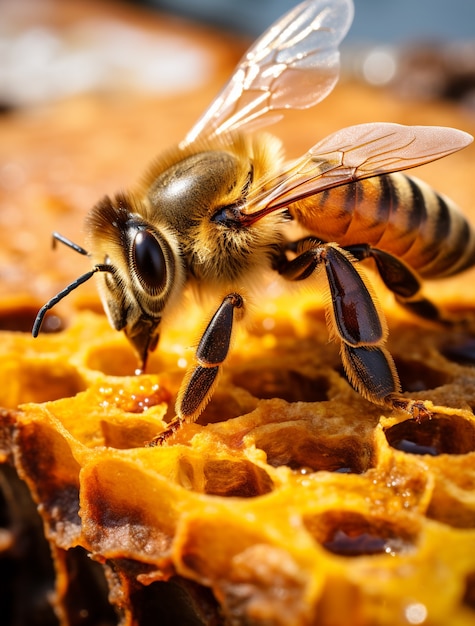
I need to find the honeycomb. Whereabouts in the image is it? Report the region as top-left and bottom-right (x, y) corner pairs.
(2, 1), (475, 625)
(2, 296), (475, 625)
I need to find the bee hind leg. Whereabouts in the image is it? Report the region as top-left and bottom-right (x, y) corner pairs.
(278, 242), (398, 395)
(148, 293), (244, 446)
(344, 243), (449, 325)
(342, 343), (432, 422)
(277, 241), (433, 420)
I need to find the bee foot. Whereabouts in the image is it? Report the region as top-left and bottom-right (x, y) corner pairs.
(388, 397), (433, 423)
(147, 418), (184, 446)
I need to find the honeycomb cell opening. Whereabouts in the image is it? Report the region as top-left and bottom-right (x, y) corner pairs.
(392, 357), (452, 393)
(427, 491), (475, 529)
(0, 305), (64, 334)
(385, 415), (475, 456)
(85, 344), (142, 376)
(463, 571), (475, 611)
(176, 456), (274, 498)
(232, 367), (330, 403)
(195, 387), (258, 425)
(203, 459), (274, 498)
(304, 510), (417, 557)
(14, 362), (86, 406)
(253, 423), (374, 474)
(440, 335), (475, 367)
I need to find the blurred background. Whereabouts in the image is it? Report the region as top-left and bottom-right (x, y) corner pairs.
(1, 0), (475, 109)
(143, 0), (475, 107)
(143, 0), (475, 41)
(1, 0), (474, 307)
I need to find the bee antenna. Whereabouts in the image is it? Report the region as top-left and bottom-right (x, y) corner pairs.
(32, 263), (112, 338)
(52, 231), (89, 255)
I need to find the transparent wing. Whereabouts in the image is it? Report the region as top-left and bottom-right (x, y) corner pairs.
(243, 123), (473, 218)
(184, 0), (354, 144)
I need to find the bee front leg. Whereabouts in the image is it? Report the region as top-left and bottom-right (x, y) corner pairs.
(149, 293), (244, 445)
(278, 242), (431, 420)
(179, 292), (244, 418)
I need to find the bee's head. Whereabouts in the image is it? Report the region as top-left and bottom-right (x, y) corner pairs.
(25, 195), (173, 372)
(83, 193), (185, 369)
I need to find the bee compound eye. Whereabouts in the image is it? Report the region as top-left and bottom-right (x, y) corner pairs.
(132, 229), (167, 294)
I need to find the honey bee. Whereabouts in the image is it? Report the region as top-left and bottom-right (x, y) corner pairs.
(33, 0), (474, 440)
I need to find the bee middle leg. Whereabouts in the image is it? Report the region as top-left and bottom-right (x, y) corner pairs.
(277, 241), (431, 421)
(148, 293), (244, 446)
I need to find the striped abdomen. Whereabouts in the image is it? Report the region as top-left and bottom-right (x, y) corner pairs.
(291, 172), (475, 278)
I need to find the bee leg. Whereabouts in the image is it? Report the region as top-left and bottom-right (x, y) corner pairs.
(341, 344), (431, 422)
(278, 242), (396, 390)
(147, 416), (184, 447)
(277, 242), (432, 420)
(344, 244), (447, 324)
(149, 293), (244, 446)
(283, 236), (318, 254)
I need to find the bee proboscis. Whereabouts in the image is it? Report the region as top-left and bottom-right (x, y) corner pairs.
(33, 0), (474, 441)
